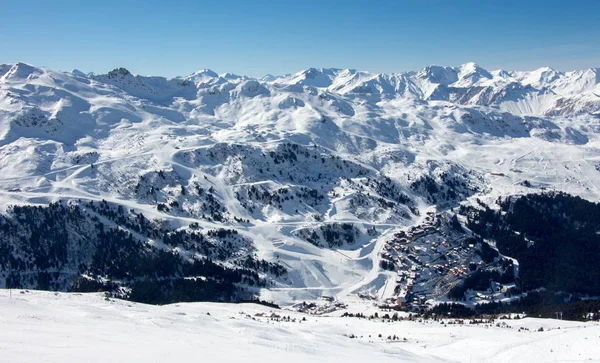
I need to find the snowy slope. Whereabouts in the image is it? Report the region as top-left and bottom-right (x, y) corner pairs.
(1, 62), (600, 305)
(1, 290), (599, 363)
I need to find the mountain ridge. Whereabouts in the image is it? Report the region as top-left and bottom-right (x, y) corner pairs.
(0, 60), (600, 307)
(4, 61), (599, 106)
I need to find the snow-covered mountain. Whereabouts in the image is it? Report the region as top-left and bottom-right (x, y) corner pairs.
(267, 62), (600, 116)
(1, 61), (600, 307)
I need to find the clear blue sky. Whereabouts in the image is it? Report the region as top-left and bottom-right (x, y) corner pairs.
(1, 0), (599, 77)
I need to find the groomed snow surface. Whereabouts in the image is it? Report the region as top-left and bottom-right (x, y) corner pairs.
(1, 290), (598, 363)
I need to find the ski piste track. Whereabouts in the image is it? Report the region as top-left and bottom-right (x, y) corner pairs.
(1, 61), (600, 304)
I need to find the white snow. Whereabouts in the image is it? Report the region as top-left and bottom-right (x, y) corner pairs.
(1, 62), (600, 305)
(1, 290), (598, 363)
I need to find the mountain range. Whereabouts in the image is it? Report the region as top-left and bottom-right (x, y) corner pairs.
(1, 61), (600, 308)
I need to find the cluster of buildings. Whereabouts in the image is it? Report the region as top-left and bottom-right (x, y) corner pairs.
(290, 299), (348, 315)
(379, 212), (482, 309)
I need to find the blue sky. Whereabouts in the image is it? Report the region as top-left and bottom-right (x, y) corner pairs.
(1, 0), (599, 77)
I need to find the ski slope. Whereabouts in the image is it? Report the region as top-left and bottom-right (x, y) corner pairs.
(1, 62), (600, 304)
(1, 290), (598, 363)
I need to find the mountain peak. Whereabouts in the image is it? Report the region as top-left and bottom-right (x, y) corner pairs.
(71, 69), (87, 77)
(458, 62), (491, 77)
(303, 67), (323, 79)
(521, 66), (562, 87)
(106, 67), (132, 79)
(455, 62), (493, 85)
(220, 72), (243, 80)
(1, 62), (42, 81)
(190, 69), (218, 78)
(459, 61), (480, 70)
(536, 66), (558, 73)
(280, 68), (338, 88)
(417, 65), (458, 85)
(260, 74), (278, 82)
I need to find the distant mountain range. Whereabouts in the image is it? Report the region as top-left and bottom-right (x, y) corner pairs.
(0, 61), (599, 308)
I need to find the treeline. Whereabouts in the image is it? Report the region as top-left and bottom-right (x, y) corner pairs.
(461, 192), (600, 295)
(430, 290), (600, 321)
(236, 185), (325, 213)
(409, 165), (479, 206)
(448, 264), (515, 301)
(295, 222), (360, 248)
(0, 201), (286, 304)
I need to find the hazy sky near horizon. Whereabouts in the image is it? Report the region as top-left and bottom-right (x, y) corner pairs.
(1, 0), (599, 77)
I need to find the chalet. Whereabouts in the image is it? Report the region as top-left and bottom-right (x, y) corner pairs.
(408, 254), (421, 264)
(411, 228), (426, 238)
(412, 245), (427, 254)
(396, 293), (407, 307)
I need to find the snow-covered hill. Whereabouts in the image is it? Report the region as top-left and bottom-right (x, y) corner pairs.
(2, 290), (599, 363)
(1, 61), (600, 306)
